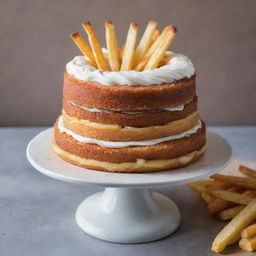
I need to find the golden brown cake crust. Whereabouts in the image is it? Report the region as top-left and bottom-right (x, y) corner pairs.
(52, 140), (206, 173)
(54, 118), (206, 163)
(63, 97), (198, 127)
(63, 72), (196, 110)
(62, 110), (200, 141)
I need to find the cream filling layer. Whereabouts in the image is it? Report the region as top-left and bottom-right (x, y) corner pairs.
(69, 100), (185, 114)
(58, 115), (202, 148)
(66, 51), (195, 86)
(53, 140), (207, 172)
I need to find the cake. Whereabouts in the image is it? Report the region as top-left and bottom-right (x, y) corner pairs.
(53, 21), (207, 173)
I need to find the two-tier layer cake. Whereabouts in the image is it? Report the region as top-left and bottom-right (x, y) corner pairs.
(53, 21), (207, 173)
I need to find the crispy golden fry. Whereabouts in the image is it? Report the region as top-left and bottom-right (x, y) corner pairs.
(211, 174), (256, 189)
(228, 232), (242, 245)
(119, 44), (125, 63)
(243, 190), (256, 198)
(158, 52), (174, 67)
(219, 191), (256, 220)
(134, 21), (157, 65)
(219, 205), (245, 221)
(239, 235), (256, 252)
(82, 22), (108, 71)
(208, 199), (234, 215)
(201, 192), (215, 204)
(241, 223), (256, 238)
(239, 165), (256, 179)
(208, 186), (241, 214)
(105, 21), (120, 71)
(187, 182), (207, 193)
(134, 25), (174, 71)
(211, 199), (256, 253)
(151, 29), (160, 42)
(187, 180), (216, 193)
(192, 179), (215, 186)
(211, 190), (253, 205)
(144, 27), (176, 70)
(206, 182), (232, 191)
(70, 32), (97, 67)
(120, 23), (138, 71)
(188, 180), (232, 194)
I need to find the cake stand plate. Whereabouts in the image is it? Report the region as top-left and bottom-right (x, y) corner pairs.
(27, 128), (231, 243)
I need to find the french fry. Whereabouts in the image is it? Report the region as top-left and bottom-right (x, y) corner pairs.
(187, 180), (219, 193)
(208, 186), (241, 214)
(188, 179), (231, 212)
(105, 21), (120, 71)
(211, 174), (256, 189)
(134, 21), (157, 65)
(218, 205), (245, 221)
(205, 181), (232, 191)
(119, 44), (125, 63)
(243, 190), (256, 198)
(201, 192), (215, 204)
(151, 29), (160, 42)
(241, 223), (256, 238)
(208, 199), (234, 215)
(211, 190), (253, 205)
(239, 235), (256, 252)
(135, 25), (174, 71)
(227, 232), (242, 245)
(70, 32), (97, 67)
(188, 179), (232, 194)
(187, 182), (208, 193)
(144, 27), (176, 70)
(82, 22), (108, 71)
(158, 52), (174, 67)
(239, 165), (256, 179)
(120, 23), (138, 71)
(211, 199), (256, 253)
(218, 191), (256, 220)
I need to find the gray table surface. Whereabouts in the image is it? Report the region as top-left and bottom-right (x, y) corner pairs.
(0, 127), (256, 256)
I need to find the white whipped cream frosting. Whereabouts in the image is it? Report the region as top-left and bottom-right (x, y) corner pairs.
(58, 116), (201, 148)
(66, 51), (195, 86)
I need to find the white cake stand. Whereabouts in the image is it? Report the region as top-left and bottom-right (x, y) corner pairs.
(26, 128), (231, 243)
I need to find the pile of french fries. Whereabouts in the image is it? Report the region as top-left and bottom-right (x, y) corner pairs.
(188, 165), (256, 253)
(71, 21), (176, 72)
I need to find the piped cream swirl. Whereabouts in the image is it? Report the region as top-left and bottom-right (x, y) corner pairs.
(66, 51), (195, 86)
(58, 115), (201, 148)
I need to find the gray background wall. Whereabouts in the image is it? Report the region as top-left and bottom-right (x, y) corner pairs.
(1, 0), (256, 126)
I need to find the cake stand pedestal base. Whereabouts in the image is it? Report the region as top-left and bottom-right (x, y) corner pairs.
(76, 187), (180, 243)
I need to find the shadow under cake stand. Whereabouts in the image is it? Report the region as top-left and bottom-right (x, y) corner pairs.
(26, 128), (231, 243)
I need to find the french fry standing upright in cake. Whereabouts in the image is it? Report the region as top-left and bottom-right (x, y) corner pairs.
(105, 21), (120, 71)
(135, 25), (176, 71)
(70, 32), (97, 68)
(71, 21), (177, 71)
(144, 26), (176, 70)
(82, 22), (108, 71)
(120, 23), (138, 71)
(133, 20), (157, 66)
(119, 45), (124, 63)
(151, 29), (160, 42)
